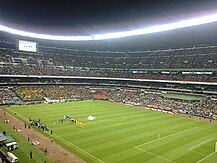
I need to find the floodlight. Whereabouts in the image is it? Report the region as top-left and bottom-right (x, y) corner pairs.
(93, 14), (217, 40)
(0, 13), (217, 41)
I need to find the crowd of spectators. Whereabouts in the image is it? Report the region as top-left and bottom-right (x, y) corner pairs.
(96, 88), (217, 119)
(0, 88), (22, 105)
(0, 45), (216, 82)
(14, 86), (92, 101)
(0, 85), (215, 120)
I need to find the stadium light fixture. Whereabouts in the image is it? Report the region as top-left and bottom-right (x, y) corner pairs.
(0, 25), (93, 41)
(0, 13), (217, 41)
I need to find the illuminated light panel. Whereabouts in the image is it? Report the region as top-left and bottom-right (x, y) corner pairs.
(0, 13), (217, 41)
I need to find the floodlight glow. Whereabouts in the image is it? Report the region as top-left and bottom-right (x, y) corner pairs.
(0, 25), (93, 41)
(0, 13), (217, 41)
(93, 14), (217, 40)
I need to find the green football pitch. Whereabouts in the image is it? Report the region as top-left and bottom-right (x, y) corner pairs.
(5, 101), (217, 163)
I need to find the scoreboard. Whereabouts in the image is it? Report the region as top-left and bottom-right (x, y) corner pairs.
(18, 40), (37, 52)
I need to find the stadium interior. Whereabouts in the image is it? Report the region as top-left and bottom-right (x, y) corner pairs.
(0, 1), (217, 162)
(0, 30), (217, 162)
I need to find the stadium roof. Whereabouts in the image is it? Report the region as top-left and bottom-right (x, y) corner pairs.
(1, 13), (217, 41)
(0, 1), (217, 34)
(0, 1), (217, 50)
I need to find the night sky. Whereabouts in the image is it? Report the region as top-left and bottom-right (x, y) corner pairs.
(0, 0), (217, 50)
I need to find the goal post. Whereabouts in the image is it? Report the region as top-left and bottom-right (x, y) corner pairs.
(216, 142), (217, 152)
(215, 142), (217, 152)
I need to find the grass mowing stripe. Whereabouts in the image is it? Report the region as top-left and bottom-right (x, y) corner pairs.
(75, 116), (183, 144)
(135, 125), (217, 162)
(135, 127), (199, 148)
(76, 120), (180, 145)
(189, 138), (214, 151)
(86, 122), (199, 153)
(7, 106), (104, 163)
(135, 146), (175, 163)
(6, 101), (217, 162)
(53, 134), (105, 163)
(196, 152), (216, 163)
(145, 129), (212, 156)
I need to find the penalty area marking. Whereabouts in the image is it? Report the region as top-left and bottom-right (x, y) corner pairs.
(157, 131), (176, 139)
(135, 146), (176, 163)
(136, 127), (198, 148)
(196, 151), (216, 163)
(135, 127), (199, 163)
(189, 150), (206, 156)
(189, 138), (214, 156)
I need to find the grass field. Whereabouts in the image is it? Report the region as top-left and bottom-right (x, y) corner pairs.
(0, 116), (53, 163)
(5, 100), (217, 163)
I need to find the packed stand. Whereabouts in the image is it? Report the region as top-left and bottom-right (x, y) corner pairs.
(14, 86), (92, 101)
(4, 85), (217, 119)
(0, 45), (216, 82)
(95, 87), (217, 119)
(0, 88), (22, 105)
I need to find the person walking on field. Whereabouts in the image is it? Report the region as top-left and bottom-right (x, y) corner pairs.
(29, 151), (33, 159)
(44, 148), (48, 155)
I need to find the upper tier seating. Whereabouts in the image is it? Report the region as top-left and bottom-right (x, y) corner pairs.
(0, 45), (216, 82)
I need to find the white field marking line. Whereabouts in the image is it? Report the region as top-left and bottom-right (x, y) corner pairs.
(189, 138), (214, 156)
(189, 138), (214, 151)
(54, 134), (105, 163)
(135, 146), (176, 163)
(135, 127), (198, 148)
(9, 109), (104, 163)
(190, 149), (206, 156)
(9, 110), (29, 121)
(157, 131), (175, 139)
(134, 128), (198, 163)
(196, 152), (216, 163)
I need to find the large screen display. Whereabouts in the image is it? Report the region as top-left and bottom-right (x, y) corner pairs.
(18, 40), (37, 52)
